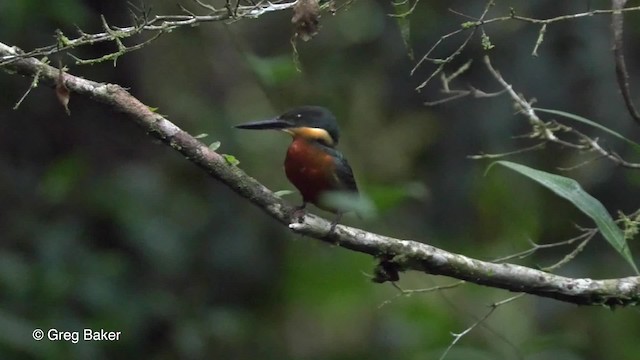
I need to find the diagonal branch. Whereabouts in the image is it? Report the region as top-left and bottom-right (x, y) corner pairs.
(611, 0), (640, 125)
(483, 54), (640, 169)
(1, 41), (639, 307)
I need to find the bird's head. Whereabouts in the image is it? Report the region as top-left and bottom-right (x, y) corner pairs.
(235, 106), (340, 147)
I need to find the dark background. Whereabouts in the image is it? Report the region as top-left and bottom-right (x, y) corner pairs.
(1, 0), (639, 359)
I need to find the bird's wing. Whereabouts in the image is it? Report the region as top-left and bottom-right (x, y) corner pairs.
(328, 149), (359, 194)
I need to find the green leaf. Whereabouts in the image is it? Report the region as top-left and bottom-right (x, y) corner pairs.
(490, 161), (638, 274)
(194, 133), (208, 139)
(274, 190), (294, 197)
(209, 141), (221, 151)
(222, 154), (240, 166)
(534, 107), (640, 153)
(390, 0), (414, 61)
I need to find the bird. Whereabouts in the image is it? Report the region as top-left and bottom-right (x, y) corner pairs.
(235, 106), (359, 230)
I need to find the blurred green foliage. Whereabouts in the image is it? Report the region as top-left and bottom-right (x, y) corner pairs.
(1, 0), (640, 359)
(0, 0), (88, 33)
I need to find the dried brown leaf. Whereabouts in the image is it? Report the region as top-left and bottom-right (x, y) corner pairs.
(292, 0), (320, 41)
(55, 66), (70, 115)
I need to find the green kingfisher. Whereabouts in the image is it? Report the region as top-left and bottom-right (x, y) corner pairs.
(235, 106), (359, 228)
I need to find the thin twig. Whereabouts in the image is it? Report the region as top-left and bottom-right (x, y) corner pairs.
(543, 235), (593, 272)
(491, 229), (594, 263)
(484, 54), (640, 169)
(424, 59), (510, 105)
(414, 0), (494, 91)
(531, 23), (547, 56)
(439, 293), (524, 360)
(0, 0), (298, 66)
(557, 154), (606, 171)
(467, 5), (640, 28)
(468, 142), (546, 160)
(439, 227), (596, 358)
(378, 281), (466, 308)
(13, 66), (42, 110)
(611, 0), (640, 125)
(414, 4), (640, 77)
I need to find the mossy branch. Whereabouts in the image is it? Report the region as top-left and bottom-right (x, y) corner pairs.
(0, 0), (298, 66)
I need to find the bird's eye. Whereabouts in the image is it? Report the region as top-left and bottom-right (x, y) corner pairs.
(296, 114), (302, 118)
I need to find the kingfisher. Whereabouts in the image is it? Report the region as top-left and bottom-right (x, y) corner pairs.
(235, 106), (359, 229)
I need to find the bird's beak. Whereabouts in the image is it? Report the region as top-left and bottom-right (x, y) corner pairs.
(234, 118), (293, 130)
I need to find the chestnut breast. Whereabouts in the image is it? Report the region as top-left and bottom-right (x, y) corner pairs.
(284, 138), (336, 205)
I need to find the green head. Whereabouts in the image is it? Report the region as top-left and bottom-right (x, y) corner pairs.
(235, 106), (340, 147)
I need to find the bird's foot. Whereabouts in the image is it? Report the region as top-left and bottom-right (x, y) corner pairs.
(293, 209), (306, 223)
(326, 212), (343, 236)
(327, 220), (338, 234)
(291, 203), (307, 224)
